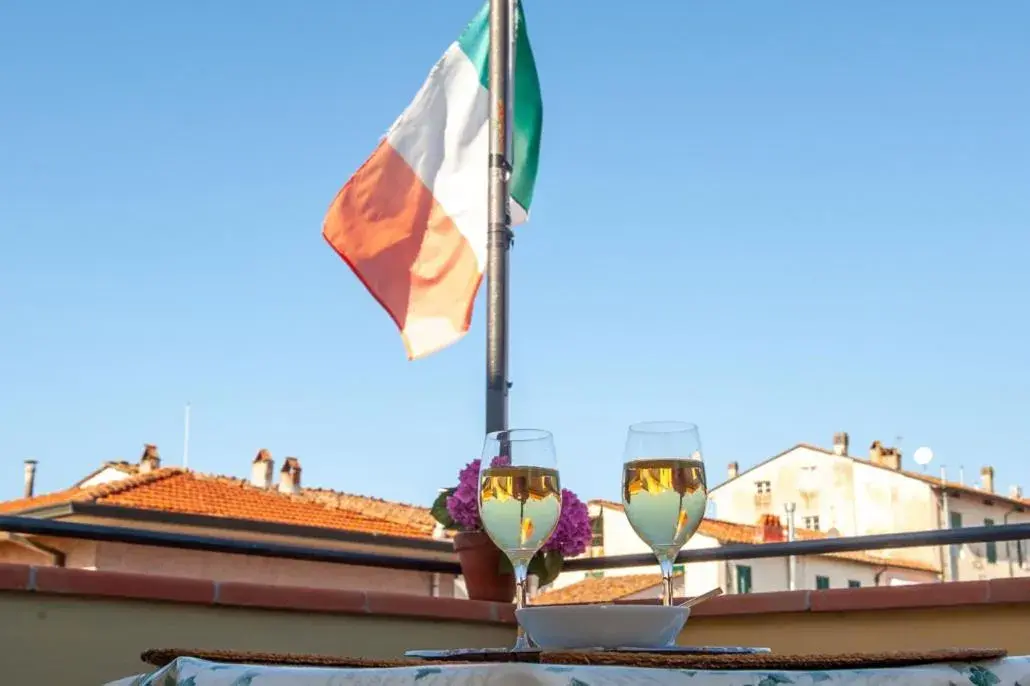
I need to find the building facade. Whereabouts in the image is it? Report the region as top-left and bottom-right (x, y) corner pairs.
(709, 433), (1030, 582)
(536, 499), (938, 604)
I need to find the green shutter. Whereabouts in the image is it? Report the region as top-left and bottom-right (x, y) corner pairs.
(815, 575), (830, 590)
(985, 518), (998, 564)
(735, 565), (752, 594)
(848, 580), (861, 588)
(949, 511), (963, 528)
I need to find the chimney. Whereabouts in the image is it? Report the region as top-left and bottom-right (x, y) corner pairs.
(757, 514), (785, 543)
(251, 449), (274, 489)
(832, 432), (850, 456)
(1010, 485), (1023, 500)
(728, 461), (739, 479)
(139, 444), (161, 474)
(279, 457), (302, 495)
(23, 459), (37, 498)
(869, 440), (901, 470)
(980, 466), (995, 494)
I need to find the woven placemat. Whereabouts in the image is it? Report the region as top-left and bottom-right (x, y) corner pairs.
(142, 647), (1007, 672)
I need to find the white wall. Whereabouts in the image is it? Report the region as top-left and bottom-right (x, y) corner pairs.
(945, 494), (1030, 581)
(78, 467), (133, 489)
(709, 447), (861, 535)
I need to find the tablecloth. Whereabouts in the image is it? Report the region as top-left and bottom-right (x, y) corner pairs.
(107, 655), (1030, 685)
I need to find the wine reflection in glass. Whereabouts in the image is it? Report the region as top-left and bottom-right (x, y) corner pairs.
(621, 421), (708, 606)
(478, 429), (561, 650)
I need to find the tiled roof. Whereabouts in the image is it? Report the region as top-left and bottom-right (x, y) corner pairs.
(532, 573), (665, 606)
(588, 500), (938, 573)
(298, 488), (436, 532)
(0, 468), (434, 540)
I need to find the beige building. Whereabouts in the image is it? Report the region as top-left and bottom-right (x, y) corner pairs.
(709, 433), (1030, 581)
(0, 446), (458, 597)
(537, 499), (937, 604)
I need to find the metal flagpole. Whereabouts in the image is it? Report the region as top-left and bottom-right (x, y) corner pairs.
(485, 0), (514, 435)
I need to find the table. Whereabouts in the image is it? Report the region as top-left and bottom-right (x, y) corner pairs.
(108, 655), (1030, 685)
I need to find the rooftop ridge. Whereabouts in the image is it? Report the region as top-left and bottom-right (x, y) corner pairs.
(188, 473), (436, 532)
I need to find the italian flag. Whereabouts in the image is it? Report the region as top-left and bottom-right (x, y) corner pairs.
(323, 1), (543, 360)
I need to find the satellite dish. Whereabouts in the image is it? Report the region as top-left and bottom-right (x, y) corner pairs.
(914, 446), (934, 467)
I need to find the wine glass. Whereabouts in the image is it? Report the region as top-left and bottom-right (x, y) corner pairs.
(621, 421), (708, 606)
(478, 429), (561, 650)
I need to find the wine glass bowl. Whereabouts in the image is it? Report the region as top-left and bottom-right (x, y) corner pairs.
(478, 428), (561, 650)
(621, 421), (708, 606)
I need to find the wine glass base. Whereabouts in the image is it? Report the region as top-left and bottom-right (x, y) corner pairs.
(512, 632), (535, 652)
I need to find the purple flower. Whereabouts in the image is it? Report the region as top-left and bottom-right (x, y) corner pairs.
(544, 488), (592, 557)
(446, 455), (512, 531)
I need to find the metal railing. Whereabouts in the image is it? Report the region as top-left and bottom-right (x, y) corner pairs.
(0, 515), (462, 574)
(2, 514), (1028, 576)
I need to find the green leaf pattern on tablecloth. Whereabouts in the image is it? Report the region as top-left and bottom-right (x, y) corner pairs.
(106, 656), (1030, 686)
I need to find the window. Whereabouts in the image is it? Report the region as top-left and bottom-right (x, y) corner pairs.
(848, 580), (861, 588)
(803, 516), (821, 531)
(672, 564), (686, 577)
(815, 575), (830, 590)
(949, 511), (963, 528)
(1018, 540), (1025, 568)
(755, 480), (771, 494)
(590, 514), (604, 548)
(735, 565), (753, 594)
(985, 518), (997, 564)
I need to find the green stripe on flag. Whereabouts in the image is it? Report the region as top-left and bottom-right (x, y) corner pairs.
(457, 1), (543, 215)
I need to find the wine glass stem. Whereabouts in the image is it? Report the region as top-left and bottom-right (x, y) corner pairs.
(659, 557), (676, 606)
(513, 562), (534, 650)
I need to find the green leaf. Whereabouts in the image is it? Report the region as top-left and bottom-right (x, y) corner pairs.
(430, 488), (457, 529)
(966, 666), (1001, 686)
(529, 550), (564, 587)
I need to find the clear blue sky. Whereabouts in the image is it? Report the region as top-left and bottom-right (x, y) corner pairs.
(2, 1), (1027, 506)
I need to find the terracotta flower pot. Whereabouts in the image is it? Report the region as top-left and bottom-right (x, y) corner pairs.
(453, 531), (515, 603)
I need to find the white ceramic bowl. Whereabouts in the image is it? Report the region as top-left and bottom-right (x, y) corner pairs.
(515, 605), (690, 650)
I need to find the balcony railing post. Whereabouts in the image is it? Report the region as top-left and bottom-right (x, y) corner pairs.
(784, 502), (797, 591)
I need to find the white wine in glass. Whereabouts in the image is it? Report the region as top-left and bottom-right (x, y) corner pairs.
(479, 465), (561, 565)
(478, 429), (561, 650)
(622, 422), (708, 605)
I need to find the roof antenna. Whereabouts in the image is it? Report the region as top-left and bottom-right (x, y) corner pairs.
(183, 402), (191, 469)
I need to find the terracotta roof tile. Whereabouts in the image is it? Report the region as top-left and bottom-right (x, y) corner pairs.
(298, 488), (436, 532)
(533, 573), (665, 605)
(588, 501), (938, 573)
(0, 468), (433, 540)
